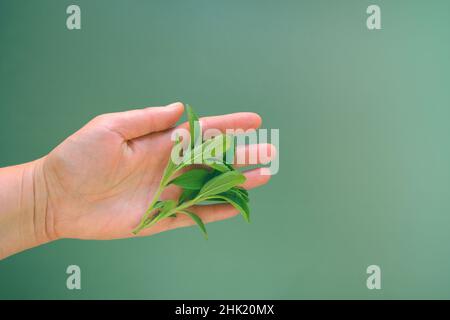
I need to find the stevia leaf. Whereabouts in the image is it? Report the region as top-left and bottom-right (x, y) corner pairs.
(159, 200), (177, 216)
(169, 168), (212, 190)
(179, 210), (208, 239)
(223, 135), (236, 164)
(181, 138), (209, 166)
(209, 187), (248, 202)
(203, 134), (233, 162)
(225, 163), (235, 170)
(153, 201), (165, 209)
(161, 137), (182, 185)
(144, 199), (177, 227)
(203, 158), (231, 173)
(181, 134), (233, 167)
(229, 187), (249, 202)
(207, 191), (250, 222)
(142, 201), (164, 225)
(186, 104), (201, 151)
(197, 171), (246, 199)
(178, 188), (199, 204)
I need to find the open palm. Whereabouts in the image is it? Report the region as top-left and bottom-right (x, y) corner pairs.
(39, 103), (274, 240)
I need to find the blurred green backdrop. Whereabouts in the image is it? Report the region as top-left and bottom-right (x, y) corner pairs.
(1, 0), (450, 299)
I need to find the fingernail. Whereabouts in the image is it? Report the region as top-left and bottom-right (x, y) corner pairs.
(166, 102), (183, 109)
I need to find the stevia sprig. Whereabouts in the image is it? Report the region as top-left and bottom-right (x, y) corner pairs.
(132, 105), (250, 238)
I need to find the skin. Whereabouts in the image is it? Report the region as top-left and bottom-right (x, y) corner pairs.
(0, 102), (276, 260)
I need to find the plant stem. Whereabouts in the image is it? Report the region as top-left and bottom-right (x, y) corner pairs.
(132, 181), (166, 235)
(165, 199), (197, 217)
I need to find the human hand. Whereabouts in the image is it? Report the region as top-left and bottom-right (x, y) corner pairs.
(32, 102), (275, 242)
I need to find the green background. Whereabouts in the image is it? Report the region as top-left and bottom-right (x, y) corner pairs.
(1, 0), (450, 299)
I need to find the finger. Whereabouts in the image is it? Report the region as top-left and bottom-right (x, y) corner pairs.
(240, 167), (272, 189)
(134, 111), (263, 154)
(234, 143), (277, 167)
(178, 112), (262, 133)
(96, 102), (184, 140)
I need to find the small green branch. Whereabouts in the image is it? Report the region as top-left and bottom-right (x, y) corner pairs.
(132, 105), (251, 238)
(132, 181), (166, 234)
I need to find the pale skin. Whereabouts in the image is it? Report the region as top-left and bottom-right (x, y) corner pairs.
(0, 102), (276, 260)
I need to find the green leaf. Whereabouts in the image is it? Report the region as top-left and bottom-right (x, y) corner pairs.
(181, 138), (210, 166)
(203, 134), (233, 161)
(207, 191), (250, 222)
(186, 104), (201, 151)
(169, 168), (212, 190)
(161, 137), (182, 185)
(202, 135), (233, 171)
(179, 210), (208, 239)
(232, 187), (249, 202)
(225, 163), (235, 170)
(144, 200), (177, 227)
(197, 171), (246, 199)
(203, 159), (231, 173)
(181, 134), (232, 166)
(178, 188), (199, 204)
(141, 201), (165, 226)
(223, 134), (236, 164)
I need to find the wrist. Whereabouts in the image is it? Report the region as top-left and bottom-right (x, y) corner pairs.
(0, 158), (56, 259)
(30, 157), (58, 244)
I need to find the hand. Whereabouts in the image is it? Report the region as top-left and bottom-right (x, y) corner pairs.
(33, 102), (275, 241)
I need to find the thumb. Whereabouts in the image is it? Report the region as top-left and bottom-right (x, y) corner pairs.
(96, 102), (185, 140)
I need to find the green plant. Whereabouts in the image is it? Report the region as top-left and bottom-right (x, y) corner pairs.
(132, 105), (250, 238)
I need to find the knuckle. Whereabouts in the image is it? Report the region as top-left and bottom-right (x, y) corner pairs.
(91, 113), (116, 127)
